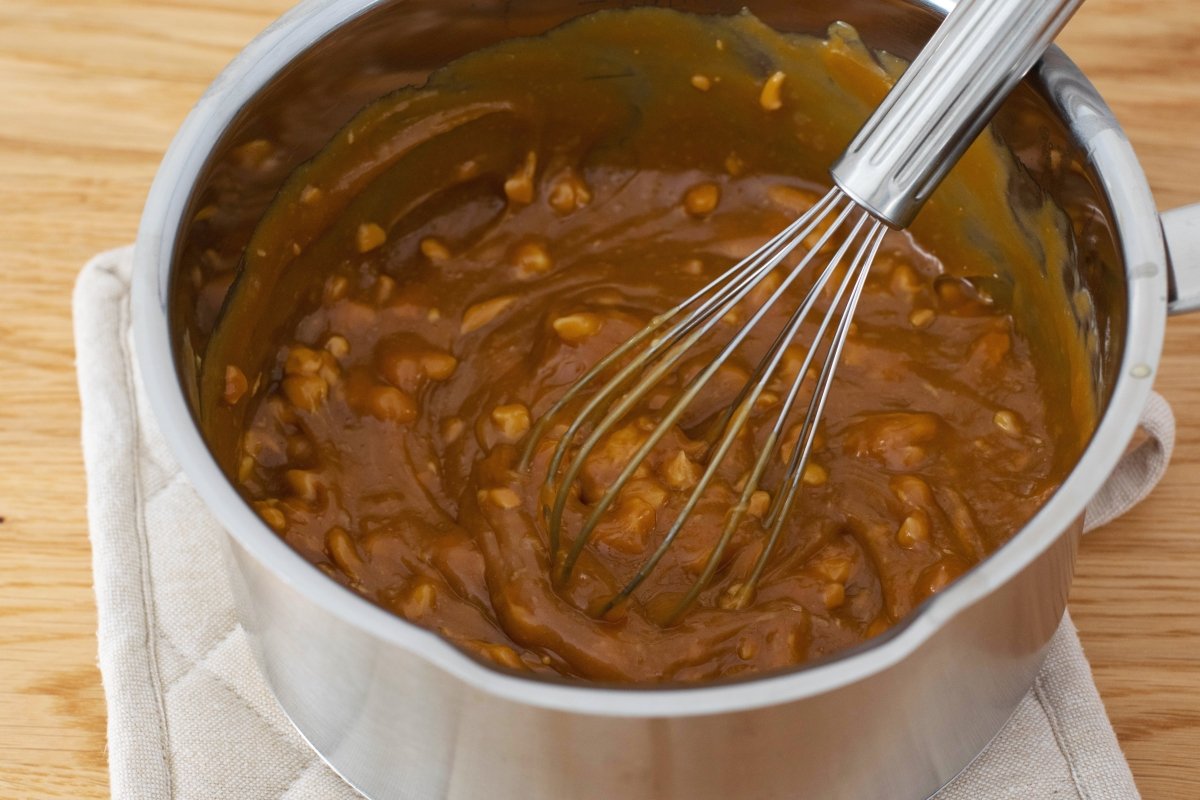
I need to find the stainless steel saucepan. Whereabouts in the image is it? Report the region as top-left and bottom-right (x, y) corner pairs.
(131, 0), (1200, 797)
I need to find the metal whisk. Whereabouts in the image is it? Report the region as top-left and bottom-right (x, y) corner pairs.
(520, 0), (1084, 623)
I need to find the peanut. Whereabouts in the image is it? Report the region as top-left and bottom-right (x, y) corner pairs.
(356, 222), (387, 253)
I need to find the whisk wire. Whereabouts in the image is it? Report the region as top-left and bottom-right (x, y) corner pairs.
(547, 189), (848, 581)
(597, 206), (877, 617)
(655, 215), (886, 622)
(740, 221), (888, 601)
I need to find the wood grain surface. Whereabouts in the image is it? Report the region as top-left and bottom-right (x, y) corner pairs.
(0, 1), (1196, 797)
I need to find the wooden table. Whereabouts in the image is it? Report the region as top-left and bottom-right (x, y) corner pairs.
(1, 1), (1196, 796)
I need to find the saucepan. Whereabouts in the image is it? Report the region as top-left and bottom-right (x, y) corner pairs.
(131, 0), (1200, 797)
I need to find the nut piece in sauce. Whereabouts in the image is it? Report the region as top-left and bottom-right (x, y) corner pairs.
(420, 351), (458, 381)
(461, 295), (516, 334)
(802, 462), (828, 487)
(512, 241), (553, 277)
(683, 182), (721, 217)
(324, 335), (350, 360)
(896, 511), (931, 548)
(420, 237), (452, 263)
(356, 222), (387, 253)
(366, 386), (418, 424)
(759, 70), (787, 111)
(548, 171), (592, 214)
(993, 409), (1021, 436)
(282, 374), (328, 412)
(662, 450), (702, 491)
(767, 185), (819, 215)
(223, 365), (248, 405)
(747, 490), (771, 518)
(690, 74), (713, 91)
(482, 487), (523, 510)
(504, 151), (538, 204)
(326, 526), (364, 582)
(909, 308), (936, 329)
(254, 502), (287, 532)
(299, 184), (323, 205)
(491, 404), (531, 440)
(552, 313), (603, 343)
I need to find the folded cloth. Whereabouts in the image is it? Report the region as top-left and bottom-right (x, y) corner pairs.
(76, 247), (1173, 800)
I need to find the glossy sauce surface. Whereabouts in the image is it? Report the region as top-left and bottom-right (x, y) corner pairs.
(205, 9), (1087, 682)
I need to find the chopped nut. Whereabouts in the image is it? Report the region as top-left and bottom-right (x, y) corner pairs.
(662, 450), (702, 491)
(724, 152), (745, 176)
(420, 351), (458, 381)
(909, 308), (936, 329)
(441, 417), (465, 444)
(681, 258), (704, 275)
(760, 71), (787, 111)
(896, 511), (931, 548)
(719, 582), (753, 610)
(993, 409), (1021, 436)
(484, 487), (522, 510)
(690, 74), (712, 91)
(356, 222), (387, 253)
(548, 171), (592, 214)
(478, 642), (526, 670)
(802, 462), (828, 487)
(282, 374), (328, 412)
(420, 237), (451, 263)
(747, 490), (771, 518)
(970, 329), (1012, 368)
(737, 637), (758, 660)
(373, 275), (396, 306)
(232, 138), (274, 170)
(325, 527), (363, 581)
(890, 262), (922, 296)
(255, 503), (286, 532)
(286, 469), (324, 504)
(299, 184), (322, 205)
(513, 241), (553, 277)
(492, 404), (531, 440)
(285, 346), (324, 377)
(626, 477), (668, 509)
(401, 579), (438, 617)
(224, 365), (247, 405)
(324, 335), (350, 360)
(754, 391), (780, 411)
(815, 557), (852, 583)
(683, 182), (721, 217)
(461, 295), (516, 334)
(767, 185), (819, 215)
(602, 497), (656, 553)
(366, 386), (417, 423)
(192, 204), (218, 222)
(324, 274), (349, 304)
(823, 582), (846, 609)
(504, 151), (538, 204)
(552, 313), (603, 343)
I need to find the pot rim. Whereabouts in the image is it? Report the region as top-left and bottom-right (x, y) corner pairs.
(131, 0), (1168, 718)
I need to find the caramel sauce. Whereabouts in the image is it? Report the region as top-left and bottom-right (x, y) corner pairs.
(200, 9), (1093, 682)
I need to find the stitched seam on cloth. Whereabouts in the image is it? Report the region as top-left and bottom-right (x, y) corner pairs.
(142, 469), (187, 510)
(193, 656), (321, 776)
(117, 273), (178, 799)
(159, 624), (238, 694)
(1035, 674), (1089, 800)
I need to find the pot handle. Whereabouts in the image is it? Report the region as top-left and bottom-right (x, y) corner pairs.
(1164, 203), (1200, 315)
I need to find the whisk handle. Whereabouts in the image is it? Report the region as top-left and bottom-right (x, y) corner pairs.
(830, 0), (1085, 229)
